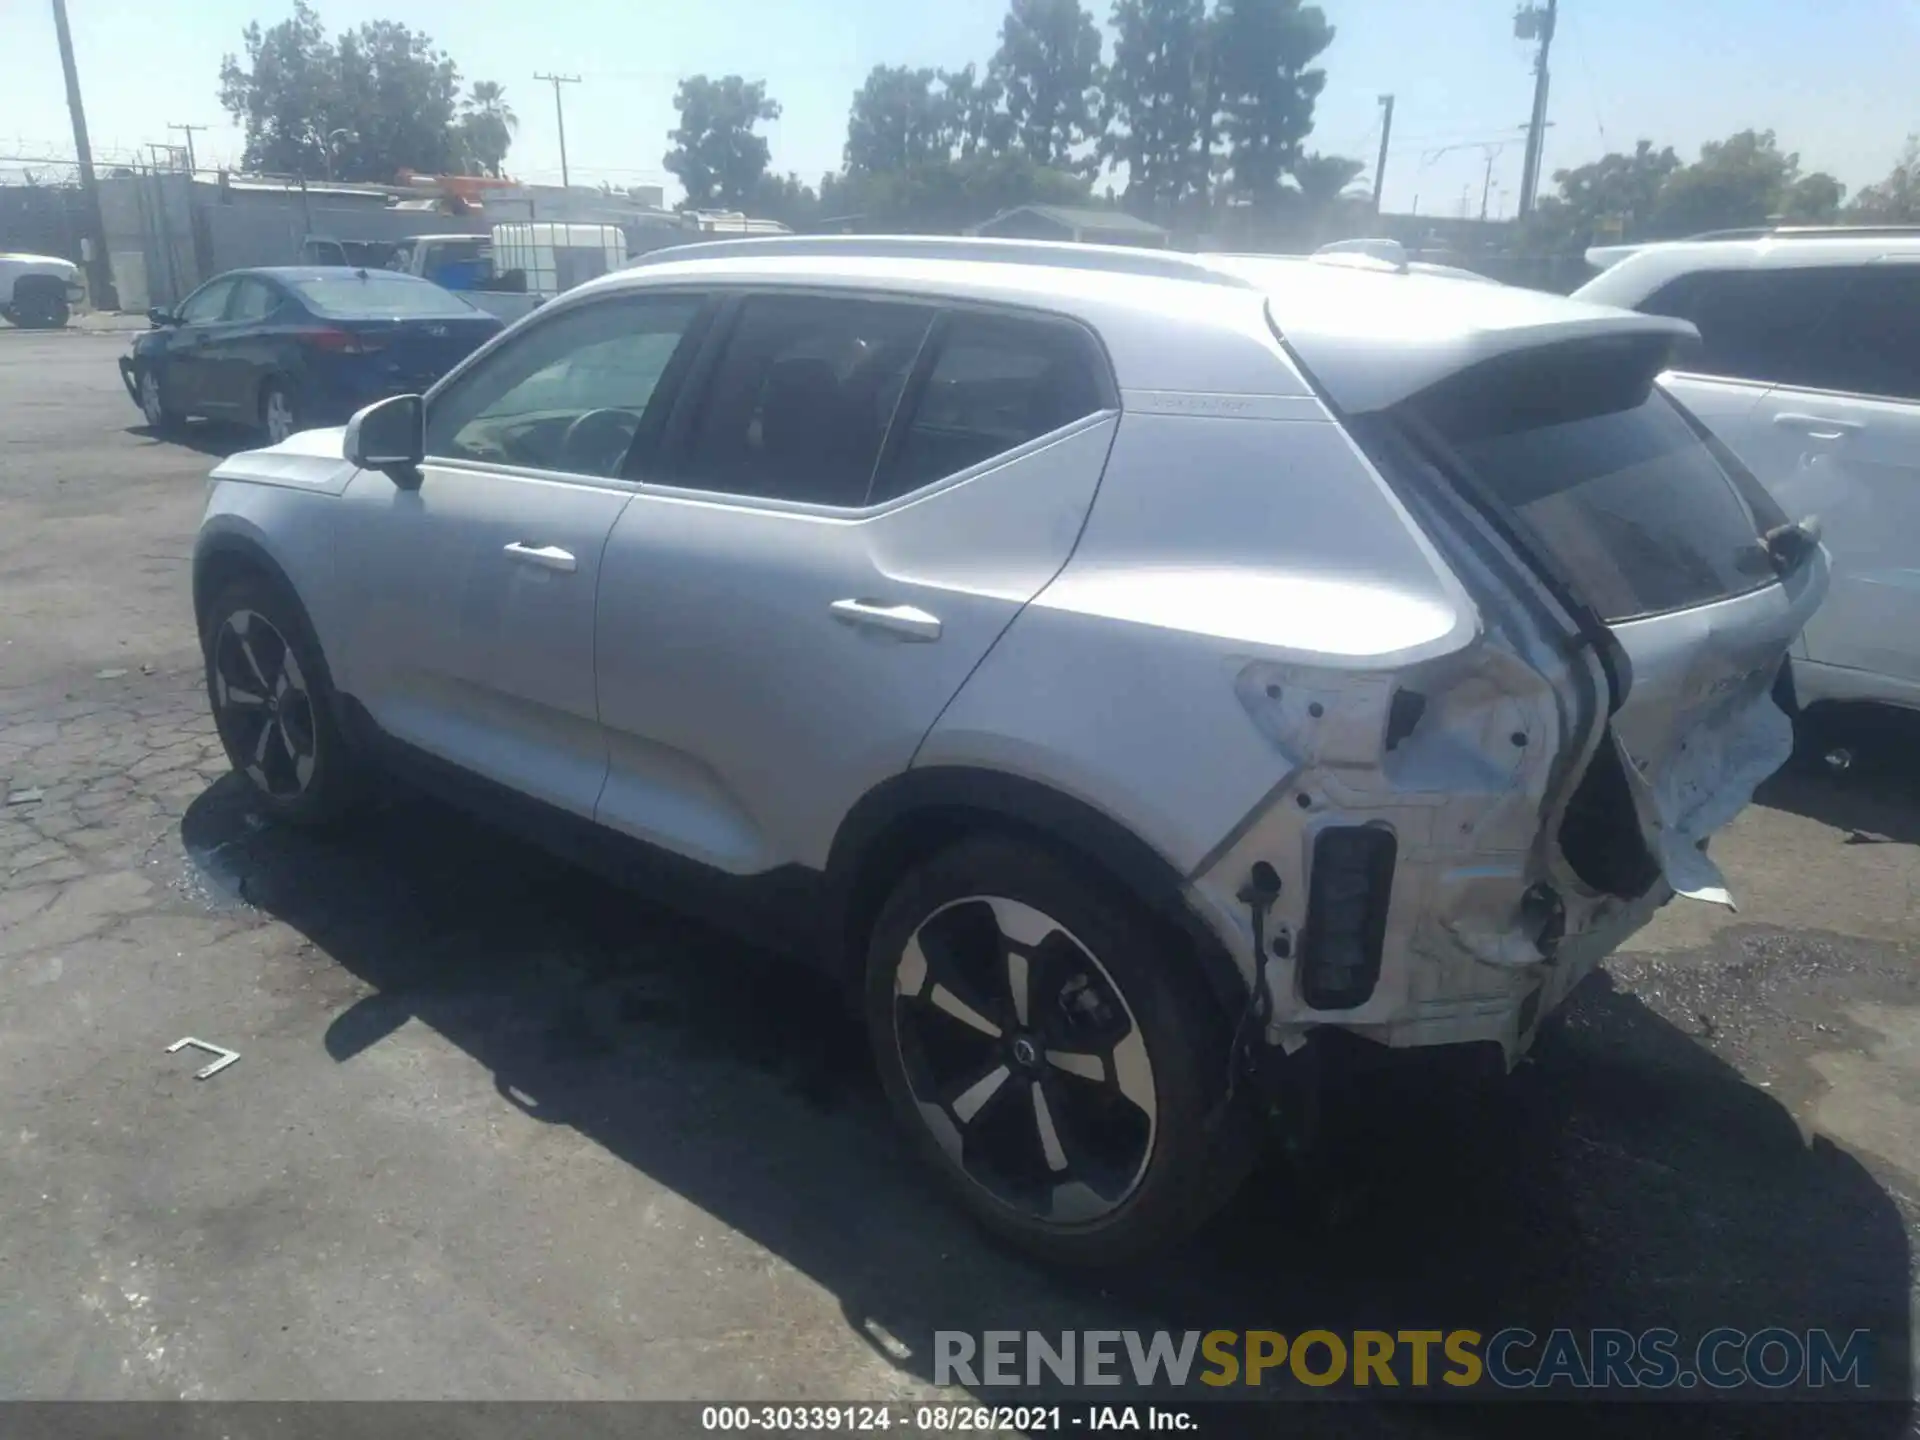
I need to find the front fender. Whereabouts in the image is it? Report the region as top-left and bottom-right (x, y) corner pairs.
(194, 483), (345, 669)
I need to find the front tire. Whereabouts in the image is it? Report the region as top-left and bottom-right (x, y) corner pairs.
(202, 574), (364, 826)
(138, 365), (178, 430)
(866, 836), (1257, 1266)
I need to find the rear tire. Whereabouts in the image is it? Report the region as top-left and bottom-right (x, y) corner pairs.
(261, 380), (299, 445)
(865, 835), (1258, 1266)
(202, 573), (365, 827)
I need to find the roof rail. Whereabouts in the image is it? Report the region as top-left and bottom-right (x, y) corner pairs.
(620, 233), (1257, 288)
(1684, 223), (1920, 242)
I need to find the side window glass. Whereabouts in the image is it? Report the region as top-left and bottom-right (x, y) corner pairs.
(226, 278), (278, 323)
(674, 294), (935, 506)
(1641, 268), (1851, 387)
(874, 312), (1106, 502)
(424, 294), (705, 478)
(177, 279), (236, 324)
(1814, 266), (1920, 401)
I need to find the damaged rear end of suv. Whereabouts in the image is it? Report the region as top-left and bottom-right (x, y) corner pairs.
(1183, 258), (1828, 1069)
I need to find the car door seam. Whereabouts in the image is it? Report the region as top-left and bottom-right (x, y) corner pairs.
(586, 490), (642, 823)
(903, 411), (1125, 772)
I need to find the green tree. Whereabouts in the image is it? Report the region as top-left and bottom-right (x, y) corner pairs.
(460, 80), (517, 178)
(1848, 136), (1920, 221)
(218, 2), (341, 177)
(1212, 0), (1335, 215)
(665, 75), (782, 210)
(1291, 151), (1363, 208)
(990, 0), (1107, 175)
(751, 171), (821, 229)
(331, 21), (463, 177)
(1536, 138), (1674, 242)
(824, 152), (1090, 232)
(1100, 0), (1213, 221)
(845, 66), (950, 174)
(1646, 129), (1836, 237)
(1782, 171), (1844, 222)
(218, 3), (465, 180)
(936, 65), (1013, 159)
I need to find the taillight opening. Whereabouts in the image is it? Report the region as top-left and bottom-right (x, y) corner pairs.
(1299, 825), (1398, 1011)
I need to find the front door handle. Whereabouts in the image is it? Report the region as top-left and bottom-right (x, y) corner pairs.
(830, 598), (942, 642)
(1773, 412), (1862, 442)
(503, 542), (577, 573)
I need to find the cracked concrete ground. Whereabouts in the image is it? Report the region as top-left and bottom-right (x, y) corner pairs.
(1, 328), (1917, 1436)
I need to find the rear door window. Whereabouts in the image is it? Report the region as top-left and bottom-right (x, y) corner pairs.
(226, 277), (281, 323)
(672, 293), (936, 507)
(1639, 266), (1853, 388)
(871, 311), (1107, 503)
(1408, 337), (1779, 623)
(1806, 264), (1920, 402)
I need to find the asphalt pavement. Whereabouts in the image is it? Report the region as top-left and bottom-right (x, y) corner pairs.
(1, 324), (1916, 1435)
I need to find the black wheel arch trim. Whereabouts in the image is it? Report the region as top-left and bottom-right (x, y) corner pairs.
(827, 766), (1250, 1018)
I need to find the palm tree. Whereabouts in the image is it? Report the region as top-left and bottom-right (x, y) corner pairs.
(1292, 152), (1367, 211)
(461, 81), (519, 177)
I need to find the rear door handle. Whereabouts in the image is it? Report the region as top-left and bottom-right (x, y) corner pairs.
(1773, 412), (1862, 441)
(503, 542), (577, 573)
(830, 598), (942, 642)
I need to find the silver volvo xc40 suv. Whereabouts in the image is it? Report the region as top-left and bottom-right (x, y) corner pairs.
(192, 236), (1826, 1263)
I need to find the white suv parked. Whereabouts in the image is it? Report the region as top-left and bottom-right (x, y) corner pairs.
(1577, 227), (1920, 715)
(193, 236), (1824, 1262)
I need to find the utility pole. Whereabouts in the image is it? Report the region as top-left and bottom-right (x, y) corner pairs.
(1372, 94), (1395, 215)
(1479, 147), (1500, 222)
(167, 122), (208, 177)
(49, 0), (117, 308)
(534, 73), (581, 191)
(1515, 0), (1558, 217)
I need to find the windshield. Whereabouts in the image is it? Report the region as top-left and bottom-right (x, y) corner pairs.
(290, 273), (479, 319)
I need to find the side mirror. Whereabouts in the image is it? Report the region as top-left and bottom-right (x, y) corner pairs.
(148, 307), (177, 327)
(343, 394), (425, 486)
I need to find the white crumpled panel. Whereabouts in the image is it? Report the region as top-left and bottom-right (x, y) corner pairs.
(1636, 693), (1794, 909)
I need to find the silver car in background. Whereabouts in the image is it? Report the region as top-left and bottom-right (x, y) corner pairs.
(190, 236), (1825, 1263)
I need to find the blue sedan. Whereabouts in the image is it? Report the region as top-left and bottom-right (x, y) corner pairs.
(120, 267), (503, 445)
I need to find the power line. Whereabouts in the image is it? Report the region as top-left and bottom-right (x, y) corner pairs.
(534, 73), (582, 190)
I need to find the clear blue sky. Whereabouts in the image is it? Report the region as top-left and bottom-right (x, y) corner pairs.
(4, 0), (1915, 217)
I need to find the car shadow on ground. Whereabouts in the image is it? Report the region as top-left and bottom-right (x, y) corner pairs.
(178, 777), (1913, 1437)
(123, 421), (258, 459)
(1758, 703), (1920, 847)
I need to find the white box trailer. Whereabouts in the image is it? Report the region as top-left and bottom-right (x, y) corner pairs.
(491, 222), (627, 299)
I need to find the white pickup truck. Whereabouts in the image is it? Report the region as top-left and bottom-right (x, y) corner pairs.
(0, 251), (85, 329)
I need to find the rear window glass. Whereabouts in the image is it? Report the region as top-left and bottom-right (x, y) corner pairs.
(874, 313), (1105, 501)
(290, 274), (477, 319)
(1411, 340), (1777, 623)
